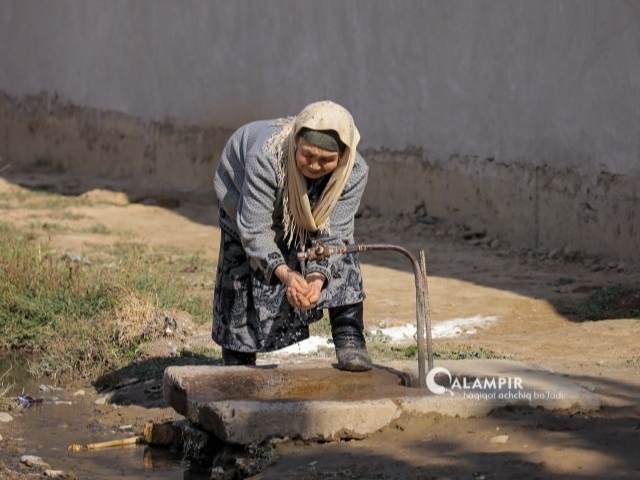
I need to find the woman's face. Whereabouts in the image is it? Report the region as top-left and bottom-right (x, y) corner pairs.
(295, 138), (340, 179)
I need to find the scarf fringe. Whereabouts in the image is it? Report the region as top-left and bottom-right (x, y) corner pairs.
(265, 117), (303, 248)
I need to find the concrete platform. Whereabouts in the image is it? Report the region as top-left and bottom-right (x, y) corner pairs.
(163, 359), (600, 445)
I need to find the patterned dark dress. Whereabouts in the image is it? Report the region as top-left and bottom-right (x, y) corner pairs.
(212, 120), (368, 353)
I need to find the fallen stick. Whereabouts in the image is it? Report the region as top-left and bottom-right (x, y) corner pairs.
(68, 436), (141, 452)
(68, 422), (183, 452)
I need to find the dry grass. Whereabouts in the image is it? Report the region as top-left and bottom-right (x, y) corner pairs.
(0, 222), (210, 381)
(0, 367), (14, 412)
(112, 293), (160, 346)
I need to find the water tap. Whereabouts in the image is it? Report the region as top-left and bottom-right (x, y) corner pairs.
(297, 240), (330, 262)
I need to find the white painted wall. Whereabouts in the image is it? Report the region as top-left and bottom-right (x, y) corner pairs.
(2, 1), (639, 173)
(1, 0), (639, 258)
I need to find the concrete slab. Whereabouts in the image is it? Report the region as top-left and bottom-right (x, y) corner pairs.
(163, 359), (600, 445)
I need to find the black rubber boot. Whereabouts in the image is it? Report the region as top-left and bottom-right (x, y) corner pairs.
(329, 302), (372, 372)
(221, 348), (257, 366)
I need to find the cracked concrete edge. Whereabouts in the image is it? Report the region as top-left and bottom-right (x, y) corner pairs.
(194, 399), (402, 445)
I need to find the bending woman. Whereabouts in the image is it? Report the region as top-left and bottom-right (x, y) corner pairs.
(213, 100), (371, 371)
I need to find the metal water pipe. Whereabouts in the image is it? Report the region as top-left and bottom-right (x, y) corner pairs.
(298, 241), (434, 388)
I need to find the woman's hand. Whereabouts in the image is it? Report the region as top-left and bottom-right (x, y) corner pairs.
(304, 273), (325, 306)
(275, 265), (314, 309)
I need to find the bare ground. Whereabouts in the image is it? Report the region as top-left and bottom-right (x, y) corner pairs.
(0, 173), (639, 479)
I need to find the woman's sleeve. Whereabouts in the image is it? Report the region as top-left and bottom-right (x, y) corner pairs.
(236, 151), (286, 283)
(306, 154), (369, 284)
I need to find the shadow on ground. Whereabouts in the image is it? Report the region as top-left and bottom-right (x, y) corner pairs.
(93, 354), (223, 408)
(256, 404), (640, 480)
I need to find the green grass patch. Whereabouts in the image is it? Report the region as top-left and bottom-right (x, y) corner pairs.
(0, 223), (211, 380)
(561, 284), (640, 321)
(433, 343), (514, 360)
(362, 329), (512, 362)
(306, 324), (513, 362)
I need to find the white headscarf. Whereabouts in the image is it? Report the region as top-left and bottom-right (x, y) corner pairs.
(265, 101), (361, 247)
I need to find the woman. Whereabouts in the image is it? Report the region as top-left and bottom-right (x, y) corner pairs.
(213, 100), (371, 371)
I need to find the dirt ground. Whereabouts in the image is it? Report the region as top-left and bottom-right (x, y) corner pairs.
(0, 173), (639, 479)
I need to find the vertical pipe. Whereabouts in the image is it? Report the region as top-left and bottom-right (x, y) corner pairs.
(414, 256), (427, 388)
(420, 250), (434, 371)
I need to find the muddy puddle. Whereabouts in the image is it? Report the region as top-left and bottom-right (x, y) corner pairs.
(0, 355), (210, 479)
(9, 404), (210, 479)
